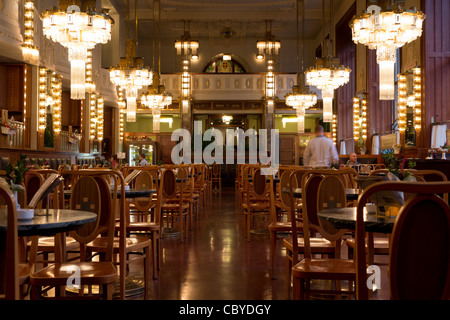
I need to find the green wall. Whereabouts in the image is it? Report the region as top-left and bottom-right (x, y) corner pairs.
(125, 114), (181, 133)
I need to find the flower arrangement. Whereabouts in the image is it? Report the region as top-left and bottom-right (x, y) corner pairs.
(381, 148), (415, 180)
(329, 160), (341, 170)
(69, 130), (80, 143)
(5, 154), (29, 192)
(439, 140), (449, 152)
(1, 122), (17, 135)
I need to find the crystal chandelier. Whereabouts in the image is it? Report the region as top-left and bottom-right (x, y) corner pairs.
(109, 0), (152, 122)
(350, 0), (425, 100)
(285, 0), (317, 133)
(41, 0), (114, 100)
(140, 0), (172, 133)
(306, 0), (351, 123)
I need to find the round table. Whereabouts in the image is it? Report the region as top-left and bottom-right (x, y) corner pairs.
(63, 188), (156, 200)
(282, 187), (359, 201)
(317, 207), (396, 233)
(0, 209), (97, 237)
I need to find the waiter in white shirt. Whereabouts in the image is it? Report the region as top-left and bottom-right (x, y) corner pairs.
(303, 125), (339, 168)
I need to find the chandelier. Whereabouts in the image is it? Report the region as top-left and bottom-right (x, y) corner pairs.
(140, 0), (172, 133)
(174, 20), (199, 61)
(306, 0), (350, 123)
(257, 20), (280, 112)
(285, 0), (317, 133)
(41, 0), (114, 100)
(306, 0), (351, 122)
(109, 0), (152, 122)
(350, 0), (425, 100)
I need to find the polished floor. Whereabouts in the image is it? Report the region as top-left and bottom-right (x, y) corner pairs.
(127, 187), (391, 300)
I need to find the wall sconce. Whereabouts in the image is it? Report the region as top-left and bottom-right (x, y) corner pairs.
(353, 93), (368, 142)
(256, 54), (264, 61)
(332, 114), (337, 144)
(413, 67), (422, 130)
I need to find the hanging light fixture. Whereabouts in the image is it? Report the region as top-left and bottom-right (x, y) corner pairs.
(174, 20), (198, 111)
(141, 0), (172, 133)
(285, 0), (317, 133)
(258, 20), (281, 112)
(41, 0), (114, 100)
(350, 0), (425, 100)
(306, 0), (351, 122)
(109, 0), (152, 122)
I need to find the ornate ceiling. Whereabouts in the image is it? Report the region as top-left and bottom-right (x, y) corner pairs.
(105, 0), (334, 43)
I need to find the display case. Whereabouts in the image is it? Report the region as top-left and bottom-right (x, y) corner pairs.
(125, 139), (159, 166)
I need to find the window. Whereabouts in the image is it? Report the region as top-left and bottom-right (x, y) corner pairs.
(203, 56), (246, 74)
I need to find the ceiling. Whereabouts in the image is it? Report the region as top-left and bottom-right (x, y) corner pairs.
(105, 0), (336, 44)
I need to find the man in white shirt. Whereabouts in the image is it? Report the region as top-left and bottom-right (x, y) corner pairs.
(303, 125), (339, 168)
(139, 153), (149, 166)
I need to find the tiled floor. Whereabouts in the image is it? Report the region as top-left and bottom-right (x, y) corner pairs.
(127, 187), (391, 300)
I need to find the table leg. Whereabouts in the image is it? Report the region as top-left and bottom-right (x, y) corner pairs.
(367, 232), (374, 266)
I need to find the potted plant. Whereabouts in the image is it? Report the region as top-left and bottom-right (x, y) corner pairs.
(357, 137), (366, 155)
(4, 154), (29, 211)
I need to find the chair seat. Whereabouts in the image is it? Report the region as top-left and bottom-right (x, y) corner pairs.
(124, 222), (160, 232)
(292, 258), (356, 280)
(87, 236), (151, 253)
(18, 263), (32, 285)
(30, 262), (118, 286)
(161, 203), (190, 211)
(268, 221), (302, 232)
(346, 237), (390, 254)
(283, 237), (336, 254)
(28, 236), (79, 252)
(242, 202), (270, 210)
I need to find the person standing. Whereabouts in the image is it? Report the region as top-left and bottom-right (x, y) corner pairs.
(303, 125), (339, 168)
(138, 153), (149, 166)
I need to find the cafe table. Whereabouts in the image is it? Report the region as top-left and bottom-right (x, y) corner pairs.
(317, 206), (396, 265)
(282, 187), (360, 201)
(0, 208), (97, 275)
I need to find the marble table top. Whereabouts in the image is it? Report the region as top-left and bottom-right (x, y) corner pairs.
(0, 209), (97, 237)
(317, 207), (396, 233)
(282, 188), (359, 201)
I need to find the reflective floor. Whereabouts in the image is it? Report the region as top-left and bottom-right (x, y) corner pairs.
(128, 187), (391, 300)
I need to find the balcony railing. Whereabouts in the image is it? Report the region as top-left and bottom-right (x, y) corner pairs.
(59, 131), (82, 152)
(1, 120), (24, 148)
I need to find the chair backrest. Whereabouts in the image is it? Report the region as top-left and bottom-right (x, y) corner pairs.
(249, 167), (270, 200)
(69, 170), (124, 263)
(212, 163), (220, 177)
(0, 184), (19, 300)
(316, 175), (348, 243)
(24, 171), (44, 209)
(355, 181), (450, 300)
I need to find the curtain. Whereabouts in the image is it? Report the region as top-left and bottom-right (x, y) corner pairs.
(431, 124), (447, 148)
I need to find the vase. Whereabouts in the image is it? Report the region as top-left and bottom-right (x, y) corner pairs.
(443, 152), (447, 160)
(13, 190), (34, 220)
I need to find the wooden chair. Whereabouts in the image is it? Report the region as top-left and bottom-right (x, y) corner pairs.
(25, 171), (79, 269)
(348, 169), (449, 262)
(121, 166), (161, 279)
(355, 181), (450, 300)
(85, 169), (152, 299)
(242, 167), (271, 241)
(211, 163), (221, 191)
(29, 170), (119, 299)
(290, 173), (356, 300)
(0, 184), (31, 300)
(269, 167), (304, 279)
(160, 167), (190, 242)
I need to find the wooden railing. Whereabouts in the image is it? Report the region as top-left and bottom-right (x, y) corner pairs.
(1, 120), (25, 148)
